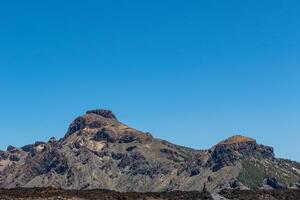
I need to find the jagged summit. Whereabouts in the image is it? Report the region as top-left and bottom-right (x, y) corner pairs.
(210, 135), (274, 172)
(218, 135), (256, 145)
(64, 109), (151, 147)
(65, 109), (119, 138)
(86, 109), (117, 120)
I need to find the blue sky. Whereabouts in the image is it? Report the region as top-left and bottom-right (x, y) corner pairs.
(0, 1), (299, 161)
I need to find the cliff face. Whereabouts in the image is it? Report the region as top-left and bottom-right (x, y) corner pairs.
(0, 109), (299, 192)
(210, 135), (275, 172)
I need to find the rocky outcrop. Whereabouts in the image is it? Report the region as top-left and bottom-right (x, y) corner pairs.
(229, 179), (241, 189)
(209, 135), (274, 172)
(86, 109), (117, 120)
(0, 151), (8, 160)
(263, 178), (288, 189)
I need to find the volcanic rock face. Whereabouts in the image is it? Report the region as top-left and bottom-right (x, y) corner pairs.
(210, 135), (275, 172)
(0, 109), (299, 192)
(86, 109), (117, 120)
(263, 178), (288, 189)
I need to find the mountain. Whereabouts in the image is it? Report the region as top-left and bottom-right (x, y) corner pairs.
(0, 109), (299, 192)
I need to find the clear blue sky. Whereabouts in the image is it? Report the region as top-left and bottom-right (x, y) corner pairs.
(0, 1), (299, 161)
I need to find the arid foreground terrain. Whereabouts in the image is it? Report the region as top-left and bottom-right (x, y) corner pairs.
(220, 189), (300, 200)
(0, 187), (212, 200)
(0, 188), (300, 200)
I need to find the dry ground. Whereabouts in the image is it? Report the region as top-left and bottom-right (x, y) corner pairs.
(0, 188), (212, 200)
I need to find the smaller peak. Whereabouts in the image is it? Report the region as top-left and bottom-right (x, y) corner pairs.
(218, 135), (255, 145)
(7, 145), (16, 151)
(49, 137), (57, 143)
(86, 109), (117, 120)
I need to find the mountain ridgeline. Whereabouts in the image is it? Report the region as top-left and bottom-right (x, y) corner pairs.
(0, 109), (299, 192)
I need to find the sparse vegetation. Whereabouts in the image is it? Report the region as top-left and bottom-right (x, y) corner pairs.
(238, 159), (268, 189)
(238, 158), (300, 189)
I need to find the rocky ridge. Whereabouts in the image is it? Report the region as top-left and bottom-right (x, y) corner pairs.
(0, 109), (299, 192)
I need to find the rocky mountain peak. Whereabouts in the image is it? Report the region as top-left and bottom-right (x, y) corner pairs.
(210, 135), (274, 172)
(65, 109), (118, 138)
(216, 135), (274, 159)
(64, 109), (150, 146)
(218, 135), (255, 145)
(86, 109), (117, 120)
